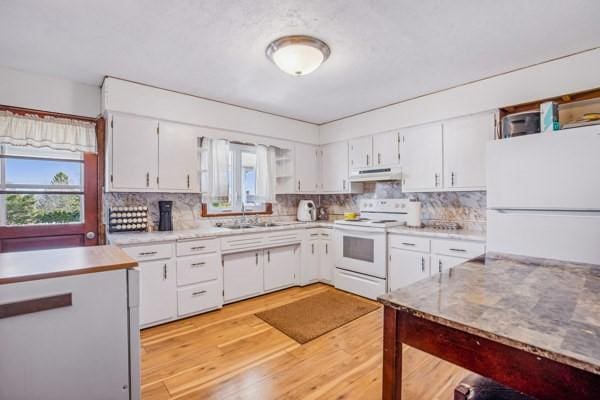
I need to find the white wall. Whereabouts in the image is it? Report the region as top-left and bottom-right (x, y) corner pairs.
(103, 78), (320, 145)
(0, 66), (101, 117)
(320, 48), (600, 143)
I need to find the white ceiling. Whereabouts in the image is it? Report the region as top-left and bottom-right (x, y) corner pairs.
(1, 1), (599, 124)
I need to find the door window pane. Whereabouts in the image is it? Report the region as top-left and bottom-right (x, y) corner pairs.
(4, 158), (82, 188)
(1, 193), (83, 225)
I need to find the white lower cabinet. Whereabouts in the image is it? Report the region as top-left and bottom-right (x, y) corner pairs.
(139, 260), (177, 326)
(223, 250), (264, 303)
(388, 233), (485, 291)
(388, 248), (430, 291)
(319, 239), (334, 283)
(301, 238), (321, 285)
(177, 280), (222, 317)
(264, 245), (300, 292)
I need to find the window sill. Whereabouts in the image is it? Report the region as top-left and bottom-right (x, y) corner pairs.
(201, 203), (273, 217)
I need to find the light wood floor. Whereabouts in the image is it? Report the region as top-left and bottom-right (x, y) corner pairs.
(141, 283), (468, 399)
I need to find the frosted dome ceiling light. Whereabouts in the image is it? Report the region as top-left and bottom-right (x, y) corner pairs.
(266, 35), (330, 76)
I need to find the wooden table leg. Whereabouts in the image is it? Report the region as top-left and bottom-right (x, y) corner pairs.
(383, 306), (402, 400)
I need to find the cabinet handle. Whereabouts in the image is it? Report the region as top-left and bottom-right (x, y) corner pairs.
(449, 248), (467, 252)
(139, 251), (157, 256)
(190, 246), (206, 250)
(192, 290), (207, 296)
(325, 243), (328, 254)
(421, 256), (425, 272)
(187, 174), (190, 188)
(434, 173), (439, 187)
(311, 243), (315, 254)
(163, 264), (168, 280)
(401, 242), (416, 246)
(378, 153), (381, 164)
(298, 180), (301, 191)
(343, 180), (346, 190)
(438, 260), (442, 273)
(451, 172), (455, 186)
(255, 253), (259, 265)
(146, 172), (150, 187)
(366, 154), (369, 166)
(190, 262), (206, 267)
(267, 250), (271, 263)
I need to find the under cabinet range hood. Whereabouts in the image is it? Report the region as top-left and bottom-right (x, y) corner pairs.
(349, 166), (402, 182)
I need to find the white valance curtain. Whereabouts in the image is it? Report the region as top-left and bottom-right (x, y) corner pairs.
(203, 137), (230, 200)
(0, 110), (97, 153)
(255, 144), (277, 203)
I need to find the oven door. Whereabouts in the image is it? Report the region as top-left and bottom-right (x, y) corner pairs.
(334, 225), (386, 278)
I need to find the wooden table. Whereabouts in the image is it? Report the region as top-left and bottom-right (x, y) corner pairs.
(378, 253), (600, 400)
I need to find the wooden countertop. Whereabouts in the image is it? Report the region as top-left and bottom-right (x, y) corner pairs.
(0, 245), (138, 285)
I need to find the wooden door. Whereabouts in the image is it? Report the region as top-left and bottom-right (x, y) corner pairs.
(400, 123), (443, 191)
(158, 121), (200, 192)
(373, 131), (400, 167)
(110, 113), (158, 191)
(443, 112), (494, 189)
(0, 107), (101, 252)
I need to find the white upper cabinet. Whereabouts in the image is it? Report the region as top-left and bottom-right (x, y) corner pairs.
(372, 130), (400, 167)
(443, 112), (495, 190)
(400, 123), (443, 192)
(295, 143), (319, 193)
(109, 113), (158, 191)
(320, 141), (348, 192)
(158, 121), (200, 192)
(349, 136), (373, 169)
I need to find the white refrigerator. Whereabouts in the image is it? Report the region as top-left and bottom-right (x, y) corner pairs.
(486, 125), (600, 264)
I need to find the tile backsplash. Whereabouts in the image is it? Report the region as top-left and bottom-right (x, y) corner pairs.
(104, 182), (486, 232)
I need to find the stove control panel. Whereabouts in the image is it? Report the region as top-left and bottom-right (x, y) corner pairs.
(359, 198), (410, 213)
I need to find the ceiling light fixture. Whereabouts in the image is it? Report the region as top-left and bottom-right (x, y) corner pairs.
(266, 35), (330, 76)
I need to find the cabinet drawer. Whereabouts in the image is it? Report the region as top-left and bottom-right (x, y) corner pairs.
(318, 229), (333, 239)
(221, 233), (265, 252)
(431, 239), (485, 258)
(177, 253), (220, 286)
(177, 238), (219, 256)
(266, 230), (302, 246)
(388, 234), (430, 252)
(122, 242), (173, 261)
(306, 229), (322, 239)
(177, 281), (222, 317)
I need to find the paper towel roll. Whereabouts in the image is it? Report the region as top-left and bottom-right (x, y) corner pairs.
(406, 201), (422, 227)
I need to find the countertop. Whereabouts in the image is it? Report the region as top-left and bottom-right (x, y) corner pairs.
(108, 220), (484, 245)
(108, 221), (335, 245)
(387, 225), (486, 241)
(0, 245), (138, 285)
(378, 252), (600, 374)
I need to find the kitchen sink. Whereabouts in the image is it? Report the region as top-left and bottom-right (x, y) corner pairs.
(222, 224), (254, 230)
(251, 222), (278, 227)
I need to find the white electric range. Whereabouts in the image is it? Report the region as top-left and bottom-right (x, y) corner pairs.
(333, 199), (409, 299)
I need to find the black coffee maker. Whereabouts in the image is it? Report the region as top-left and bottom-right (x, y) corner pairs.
(158, 201), (173, 231)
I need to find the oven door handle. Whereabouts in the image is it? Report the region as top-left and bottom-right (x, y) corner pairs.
(334, 226), (384, 234)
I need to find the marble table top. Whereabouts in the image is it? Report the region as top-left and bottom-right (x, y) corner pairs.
(378, 252), (600, 375)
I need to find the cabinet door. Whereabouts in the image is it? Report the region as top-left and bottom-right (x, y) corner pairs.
(388, 248), (429, 291)
(400, 123), (443, 191)
(321, 141), (349, 192)
(264, 245), (299, 291)
(158, 121), (200, 192)
(295, 143), (319, 192)
(319, 239), (334, 283)
(301, 239), (320, 285)
(140, 260), (177, 326)
(223, 250), (264, 302)
(110, 114), (158, 190)
(349, 136), (373, 169)
(443, 112), (494, 189)
(373, 131), (400, 167)
(431, 254), (467, 274)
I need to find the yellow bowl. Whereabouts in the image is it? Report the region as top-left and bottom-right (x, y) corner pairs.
(344, 212), (357, 220)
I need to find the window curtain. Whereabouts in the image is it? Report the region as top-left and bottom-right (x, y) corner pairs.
(255, 144), (277, 203)
(203, 137), (230, 200)
(0, 110), (97, 153)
